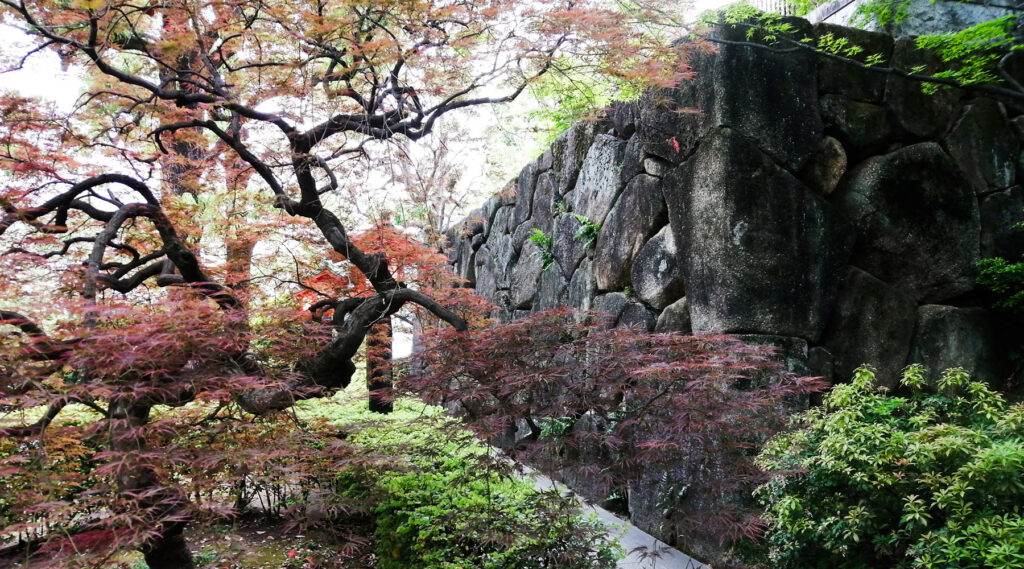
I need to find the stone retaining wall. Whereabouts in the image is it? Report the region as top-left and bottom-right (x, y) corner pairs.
(444, 18), (1024, 558)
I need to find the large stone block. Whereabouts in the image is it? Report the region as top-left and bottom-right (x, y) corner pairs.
(654, 297), (691, 333)
(531, 170), (557, 235)
(801, 136), (848, 197)
(566, 259), (597, 310)
(511, 240), (544, 309)
(631, 224), (686, 310)
(550, 120), (610, 198)
(490, 205), (514, 237)
(480, 196), (503, 240)
(821, 266), (917, 387)
(510, 218), (542, 254)
(608, 99), (640, 138)
(886, 36), (962, 138)
(569, 134), (629, 224)
(618, 301), (656, 331)
(593, 174), (667, 291)
(487, 233), (518, 290)
(534, 264), (569, 313)
(808, 346), (835, 385)
(473, 244), (498, 302)
(944, 98), (1018, 194)
(907, 305), (1010, 388)
(667, 128), (853, 341)
(637, 42), (822, 172)
(819, 94), (892, 156)
(453, 238), (475, 287)
(552, 213), (589, 279)
(593, 292), (629, 324)
(511, 160), (540, 231)
(833, 142), (980, 302)
(980, 185), (1024, 260)
(812, 23), (894, 103)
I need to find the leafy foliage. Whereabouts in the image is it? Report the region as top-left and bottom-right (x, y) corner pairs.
(757, 365), (1024, 569)
(314, 397), (621, 569)
(405, 308), (826, 549)
(571, 214), (602, 247)
(0, 0), (689, 563)
(704, 2), (1022, 102)
(914, 15), (1021, 93)
(977, 256), (1024, 310)
(528, 228), (556, 271)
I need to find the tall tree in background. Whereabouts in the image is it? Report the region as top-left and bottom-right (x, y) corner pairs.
(0, 0), (685, 566)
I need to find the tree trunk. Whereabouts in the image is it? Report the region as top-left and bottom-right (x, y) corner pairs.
(109, 399), (195, 569)
(367, 317), (394, 414)
(143, 523), (194, 569)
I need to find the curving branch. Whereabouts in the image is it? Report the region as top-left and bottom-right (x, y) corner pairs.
(303, 287), (466, 391)
(0, 399), (68, 438)
(0, 310), (75, 361)
(99, 260), (166, 293)
(0, 174), (157, 236)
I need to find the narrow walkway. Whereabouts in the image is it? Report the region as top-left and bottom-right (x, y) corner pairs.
(528, 470), (708, 569)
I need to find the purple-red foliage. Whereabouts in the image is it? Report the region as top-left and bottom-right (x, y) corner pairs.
(404, 308), (827, 546)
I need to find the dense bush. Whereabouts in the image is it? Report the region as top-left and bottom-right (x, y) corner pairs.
(303, 395), (621, 569)
(756, 365), (1024, 569)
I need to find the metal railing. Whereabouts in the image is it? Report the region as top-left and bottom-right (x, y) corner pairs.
(805, 0), (860, 22)
(750, 0), (800, 15)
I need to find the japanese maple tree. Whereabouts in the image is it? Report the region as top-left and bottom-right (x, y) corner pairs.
(0, 0), (687, 566)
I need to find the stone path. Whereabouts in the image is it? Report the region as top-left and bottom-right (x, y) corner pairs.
(528, 469), (708, 569)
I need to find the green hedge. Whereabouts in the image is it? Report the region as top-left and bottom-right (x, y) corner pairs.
(757, 365), (1024, 569)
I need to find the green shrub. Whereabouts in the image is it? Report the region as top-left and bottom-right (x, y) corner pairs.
(756, 365), (1024, 569)
(571, 214), (601, 247)
(977, 256), (1024, 311)
(528, 228), (556, 271)
(299, 394), (621, 569)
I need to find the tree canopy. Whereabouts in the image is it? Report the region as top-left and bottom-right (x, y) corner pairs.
(0, 0), (688, 566)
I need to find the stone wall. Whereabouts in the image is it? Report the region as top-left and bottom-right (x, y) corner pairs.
(809, 0), (1020, 35)
(444, 18), (1024, 558)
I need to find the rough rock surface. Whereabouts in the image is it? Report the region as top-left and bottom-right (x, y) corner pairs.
(907, 305), (1010, 388)
(593, 292), (629, 325)
(980, 186), (1024, 259)
(618, 302), (656, 332)
(637, 42), (822, 171)
(593, 174), (667, 291)
(511, 240), (544, 309)
(654, 297), (691, 333)
(534, 264), (569, 313)
(566, 259), (597, 310)
(802, 135), (848, 196)
(833, 142), (980, 302)
(570, 134), (628, 224)
(631, 225), (686, 310)
(944, 99), (1018, 194)
(550, 120), (607, 197)
(813, 23), (893, 103)
(511, 161), (539, 230)
(886, 36), (961, 138)
(821, 267), (918, 387)
(552, 213), (589, 280)
(819, 95), (891, 156)
(667, 128), (852, 341)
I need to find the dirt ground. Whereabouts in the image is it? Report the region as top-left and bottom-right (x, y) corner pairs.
(0, 516), (378, 569)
